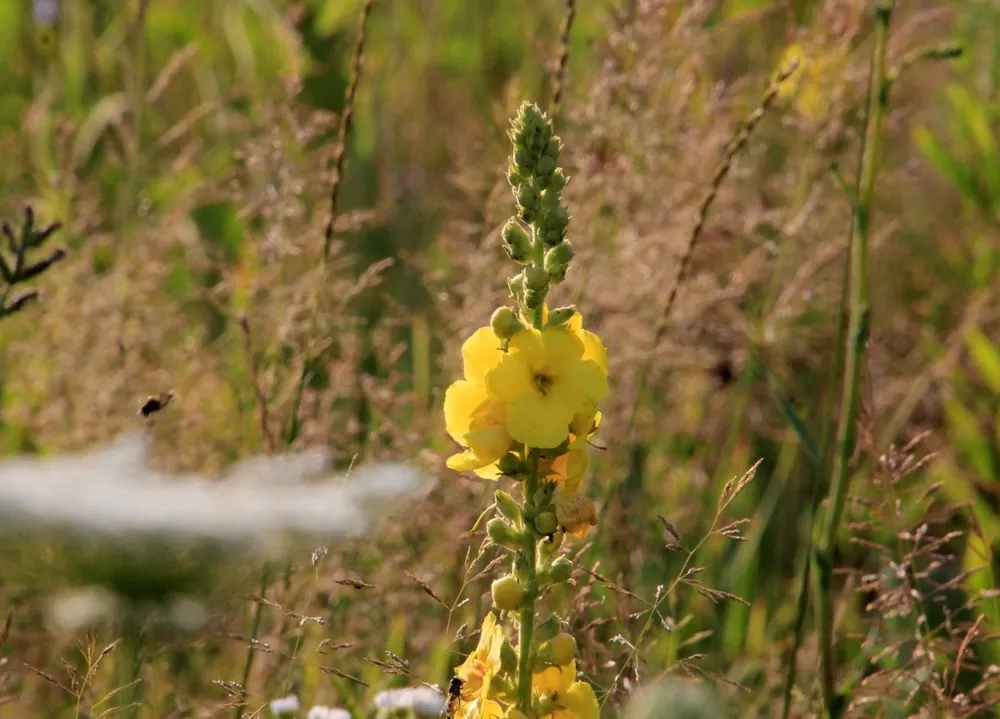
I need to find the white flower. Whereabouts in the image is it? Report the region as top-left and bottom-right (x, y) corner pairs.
(270, 694), (300, 716)
(373, 687), (447, 716)
(307, 707), (351, 719)
(0, 432), (429, 551)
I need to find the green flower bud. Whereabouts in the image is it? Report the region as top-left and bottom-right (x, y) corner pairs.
(487, 518), (521, 551)
(507, 275), (524, 301)
(548, 556), (573, 584)
(547, 305), (577, 328)
(545, 240), (574, 269)
(547, 633), (577, 665)
(516, 185), (539, 212)
(542, 228), (565, 247)
(514, 148), (532, 170)
(494, 490), (522, 523)
(507, 166), (526, 188)
(547, 265), (568, 284)
(491, 575), (525, 611)
(523, 265), (548, 292)
(524, 287), (547, 310)
(491, 306), (522, 340)
(534, 511), (557, 535)
(535, 154), (556, 177)
(498, 452), (526, 478)
(545, 206), (569, 232)
(513, 554), (532, 583)
(543, 137), (562, 160)
(502, 220), (533, 264)
(549, 170), (569, 193)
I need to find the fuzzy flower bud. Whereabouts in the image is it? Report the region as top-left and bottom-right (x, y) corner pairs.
(535, 154), (556, 177)
(548, 169), (569, 193)
(516, 185), (539, 214)
(545, 240), (574, 269)
(507, 275), (524, 301)
(548, 556), (573, 584)
(547, 633), (577, 665)
(494, 490), (521, 523)
(487, 518), (521, 550)
(498, 452), (526, 478)
(547, 305), (577, 328)
(491, 307), (522, 340)
(501, 220), (533, 264)
(532, 482), (556, 509)
(523, 265), (548, 292)
(547, 264), (568, 285)
(534, 511), (558, 535)
(491, 575), (525, 611)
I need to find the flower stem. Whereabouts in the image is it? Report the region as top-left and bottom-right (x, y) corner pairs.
(516, 456), (540, 713)
(815, 3), (892, 717)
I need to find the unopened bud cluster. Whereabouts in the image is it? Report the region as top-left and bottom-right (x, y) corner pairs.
(499, 103), (575, 324)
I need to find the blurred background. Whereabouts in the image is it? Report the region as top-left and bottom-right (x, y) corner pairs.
(1, 0), (999, 716)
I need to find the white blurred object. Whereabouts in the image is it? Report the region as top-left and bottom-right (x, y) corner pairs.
(269, 695), (300, 716)
(32, 0), (60, 28)
(0, 432), (429, 548)
(307, 706), (352, 719)
(373, 686), (447, 716)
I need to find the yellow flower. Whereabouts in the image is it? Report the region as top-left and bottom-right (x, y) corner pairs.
(487, 327), (608, 449)
(445, 328), (513, 478)
(533, 661), (599, 719)
(554, 488), (597, 539)
(567, 314), (608, 375)
(455, 613), (506, 719)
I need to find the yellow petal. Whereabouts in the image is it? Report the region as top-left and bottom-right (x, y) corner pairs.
(578, 329), (608, 374)
(507, 391), (575, 449)
(473, 461), (503, 480)
(507, 328), (546, 368)
(487, 355), (534, 402)
(561, 359), (608, 406)
(537, 328), (585, 368)
(444, 380), (489, 442)
(447, 449), (492, 472)
(561, 681), (599, 719)
(463, 327), (505, 386)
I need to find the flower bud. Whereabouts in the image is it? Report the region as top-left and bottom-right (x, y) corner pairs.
(506, 710), (530, 719)
(491, 306), (522, 340)
(535, 614), (561, 643)
(500, 641), (519, 675)
(548, 556), (573, 584)
(545, 206), (569, 233)
(547, 633), (577, 665)
(494, 490), (521, 523)
(543, 137), (562, 161)
(534, 511), (558, 535)
(513, 554), (532, 583)
(545, 240), (574, 269)
(507, 166), (526, 188)
(502, 220), (533, 264)
(487, 518), (521, 550)
(547, 305), (577, 328)
(547, 264), (568, 285)
(498, 452), (526, 478)
(523, 265), (548, 292)
(513, 148), (532, 171)
(535, 154), (556, 177)
(516, 185), (539, 212)
(491, 575), (525, 611)
(507, 275), (524, 301)
(524, 287), (547, 310)
(549, 169), (569, 193)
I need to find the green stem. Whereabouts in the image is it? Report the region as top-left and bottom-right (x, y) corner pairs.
(815, 4), (892, 717)
(516, 456), (540, 713)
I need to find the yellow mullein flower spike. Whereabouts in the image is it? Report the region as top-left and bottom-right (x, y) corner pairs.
(487, 327), (608, 449)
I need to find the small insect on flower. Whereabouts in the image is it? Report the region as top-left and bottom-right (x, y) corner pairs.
(444, 676), (464, 718)
(139, 391), (175, 417)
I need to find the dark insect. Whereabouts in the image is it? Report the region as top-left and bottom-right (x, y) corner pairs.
(444, 676), (464, 718)
(139, 391), (175, 417)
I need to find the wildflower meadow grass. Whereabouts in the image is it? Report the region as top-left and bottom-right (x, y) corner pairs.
(1, 1), (999, 718)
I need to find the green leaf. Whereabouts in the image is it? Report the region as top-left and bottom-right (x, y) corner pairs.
(965, 326), (1000, 394)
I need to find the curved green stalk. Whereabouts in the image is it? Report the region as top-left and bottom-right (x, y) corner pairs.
(516, 458), (540, 713)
